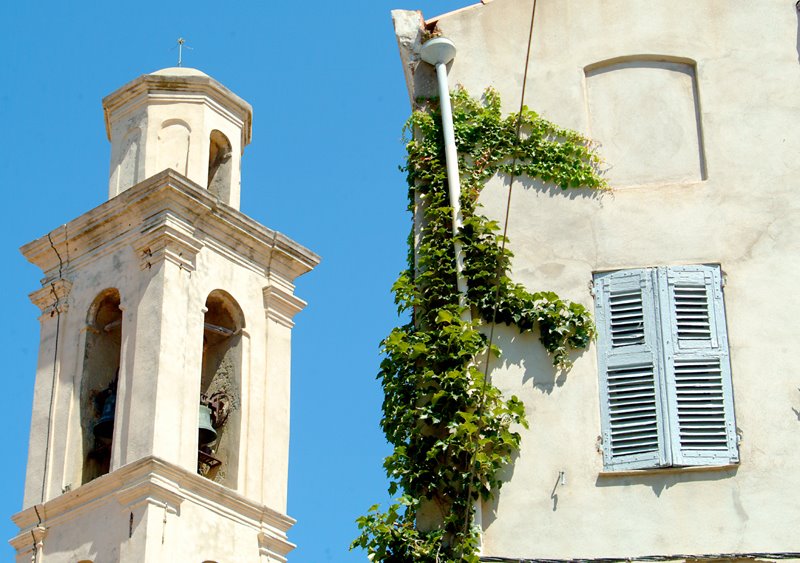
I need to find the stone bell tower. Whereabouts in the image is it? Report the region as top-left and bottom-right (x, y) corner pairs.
(11, 67), (319, 563)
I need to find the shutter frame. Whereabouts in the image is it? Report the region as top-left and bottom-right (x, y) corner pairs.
(595, 269), (668, 470)
(660, 265), (738, 466)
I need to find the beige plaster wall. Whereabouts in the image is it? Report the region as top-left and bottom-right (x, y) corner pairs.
(397, 0), (800, 558)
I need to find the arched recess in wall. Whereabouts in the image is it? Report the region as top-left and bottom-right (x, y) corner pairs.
(198, 290), (244, 489)
(207, 130), (232, 202)
(584, 55), (707, 187)
(80, 289), (122, 485)
(157, 119), (191, 176)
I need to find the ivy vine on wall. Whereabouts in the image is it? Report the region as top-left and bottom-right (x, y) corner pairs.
(352, 87), (607, 562)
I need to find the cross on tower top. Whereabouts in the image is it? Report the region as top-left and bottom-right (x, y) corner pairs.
(175, 37), (192, 67)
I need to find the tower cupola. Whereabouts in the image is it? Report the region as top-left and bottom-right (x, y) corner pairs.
(102, 67), (253, 209)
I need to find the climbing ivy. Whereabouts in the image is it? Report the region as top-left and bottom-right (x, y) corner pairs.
(352, 87), (606, 562)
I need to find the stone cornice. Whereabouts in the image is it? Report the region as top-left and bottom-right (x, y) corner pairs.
(29, 279), (72, 319)
(114, 469), (185, 514)
(102, 72), (253, 147)
(20, 170), (320, 285)
(263, 275), (307, 328)
(9, 525), (45, 555)
(259, 530), (296, 563)
(135, 210), (204, 271)
(11, 456), (295, 555)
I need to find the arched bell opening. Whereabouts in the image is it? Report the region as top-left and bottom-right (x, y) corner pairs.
(207, 130), (232, 203)
(81, 289), (122, 485)
(198, 290), (244, 489)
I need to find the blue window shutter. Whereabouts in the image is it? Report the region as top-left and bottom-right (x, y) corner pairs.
(595, 269), (668, 470)
(659, 265), (738, 466)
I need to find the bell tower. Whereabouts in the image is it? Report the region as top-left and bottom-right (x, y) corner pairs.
(11, 68), (319, 563)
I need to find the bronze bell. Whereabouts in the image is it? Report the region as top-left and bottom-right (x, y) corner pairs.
(93, 392), (116, 440)
(198, 404), (217, 445)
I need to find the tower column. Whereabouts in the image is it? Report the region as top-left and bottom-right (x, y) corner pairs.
(117, 215), (204, 471)
(23, 280), (72, 507)
(260, 274), (308, 511)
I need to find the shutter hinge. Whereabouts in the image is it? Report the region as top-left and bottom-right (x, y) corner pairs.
(588, 280), (596, 297)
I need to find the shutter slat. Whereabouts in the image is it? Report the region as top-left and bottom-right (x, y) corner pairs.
(610, 406), (659, 417)
(610, 384), (656, 392)
(610, 411), (660, 421)
(610, 421), (658, 431)
(607, 370), (657, 381)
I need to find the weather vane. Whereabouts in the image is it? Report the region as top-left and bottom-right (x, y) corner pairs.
(175, 37), (193, 67)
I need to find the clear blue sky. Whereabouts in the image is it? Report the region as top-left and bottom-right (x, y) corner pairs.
(1, 1), (470, 561)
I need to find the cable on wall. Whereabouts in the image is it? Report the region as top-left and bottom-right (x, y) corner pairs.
(41, 229), (66, 503)
(462, 0), (539, 537)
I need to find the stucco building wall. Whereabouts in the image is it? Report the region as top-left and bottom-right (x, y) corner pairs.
(395, 0), (800, 558)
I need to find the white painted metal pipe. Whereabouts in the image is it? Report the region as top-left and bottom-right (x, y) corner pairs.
(420, 37), (482, 549)
(420, 38), (470, 317)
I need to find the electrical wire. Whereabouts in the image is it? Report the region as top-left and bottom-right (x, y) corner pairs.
(462, 0), (538, 539)
(41, 231), (65, 503)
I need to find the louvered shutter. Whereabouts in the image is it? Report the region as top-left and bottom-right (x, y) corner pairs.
(659, 265), (738, 466)
(595, 269), (669, 470)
